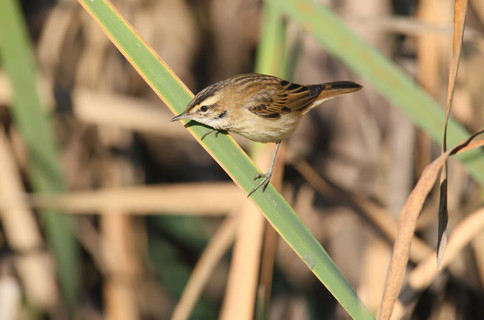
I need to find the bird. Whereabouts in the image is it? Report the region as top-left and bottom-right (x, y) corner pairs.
(171, 73), (362, 197)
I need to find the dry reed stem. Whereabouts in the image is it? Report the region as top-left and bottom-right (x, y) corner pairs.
(100, 141), (140, 320)
(73, 88), (189, 139)
(358, 239), (390, 313)
(342, 14), (483, 41)
(417, 0), (453, 95)
(471, 229), (484, 287)
(219, 199), (265, 320)
(37, 5), (77, 83)
(391, 207), (484, 319)
(258, 221), (278, 314)
(19, 183), (240, 215)
(103, 214), (139, 320)
(258, 143), (284, 315)
(172, 213), (239, 320)
(0, 274), (21, 320)
(0, 128), (58, 307)
(219, 145), (279, 320)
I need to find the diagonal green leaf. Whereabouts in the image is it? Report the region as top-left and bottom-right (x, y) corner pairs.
(78, 0), (374, 318)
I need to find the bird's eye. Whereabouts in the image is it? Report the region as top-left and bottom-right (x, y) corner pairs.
(200, 105), (209, 112)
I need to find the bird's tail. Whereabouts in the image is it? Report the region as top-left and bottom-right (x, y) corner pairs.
(304, 81), (362, 113)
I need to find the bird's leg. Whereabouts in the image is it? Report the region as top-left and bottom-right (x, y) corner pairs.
(201, 128), (225, 140)
(248, 142), (281, 197)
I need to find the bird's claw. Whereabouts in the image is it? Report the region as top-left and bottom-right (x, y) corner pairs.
(253, 173), (266, 180)
(201, 129), (216, 140)
(247, 172), (272, 197)
(201, 129), (224, 140)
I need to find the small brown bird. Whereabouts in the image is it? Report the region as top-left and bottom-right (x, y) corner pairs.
(171, 73), (362, 196)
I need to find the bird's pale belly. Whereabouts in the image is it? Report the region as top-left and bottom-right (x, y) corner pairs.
(227, 112), (301, 143)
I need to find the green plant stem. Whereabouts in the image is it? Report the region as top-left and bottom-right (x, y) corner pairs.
(0, 0), (78, 308)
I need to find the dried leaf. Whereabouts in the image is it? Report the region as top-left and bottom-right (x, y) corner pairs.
(437, 0), (468, 267)
(436, 179), (448, 267)
(378, 130), (484, 320)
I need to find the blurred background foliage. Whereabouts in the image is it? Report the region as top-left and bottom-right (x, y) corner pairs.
(0, 0), (484, 319)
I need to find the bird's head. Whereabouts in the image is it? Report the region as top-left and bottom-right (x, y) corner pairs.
(171, 81), (231, 128)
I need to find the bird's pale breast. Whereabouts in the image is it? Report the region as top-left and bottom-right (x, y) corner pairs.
(227, 108), (301, 143)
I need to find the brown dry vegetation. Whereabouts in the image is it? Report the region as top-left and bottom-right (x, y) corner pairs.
(0, 0), (484, 319)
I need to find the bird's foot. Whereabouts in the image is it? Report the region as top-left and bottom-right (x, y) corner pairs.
(247, 171), (272, 197)
(201, 129), (225, 140)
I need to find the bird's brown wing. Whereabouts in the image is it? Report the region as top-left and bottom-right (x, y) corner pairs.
(246, 80), (322, 118)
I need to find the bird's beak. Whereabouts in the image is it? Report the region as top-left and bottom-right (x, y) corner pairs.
(171, 112), (190, 122)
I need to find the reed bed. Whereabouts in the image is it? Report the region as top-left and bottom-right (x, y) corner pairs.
(0, 0), (483, 319)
